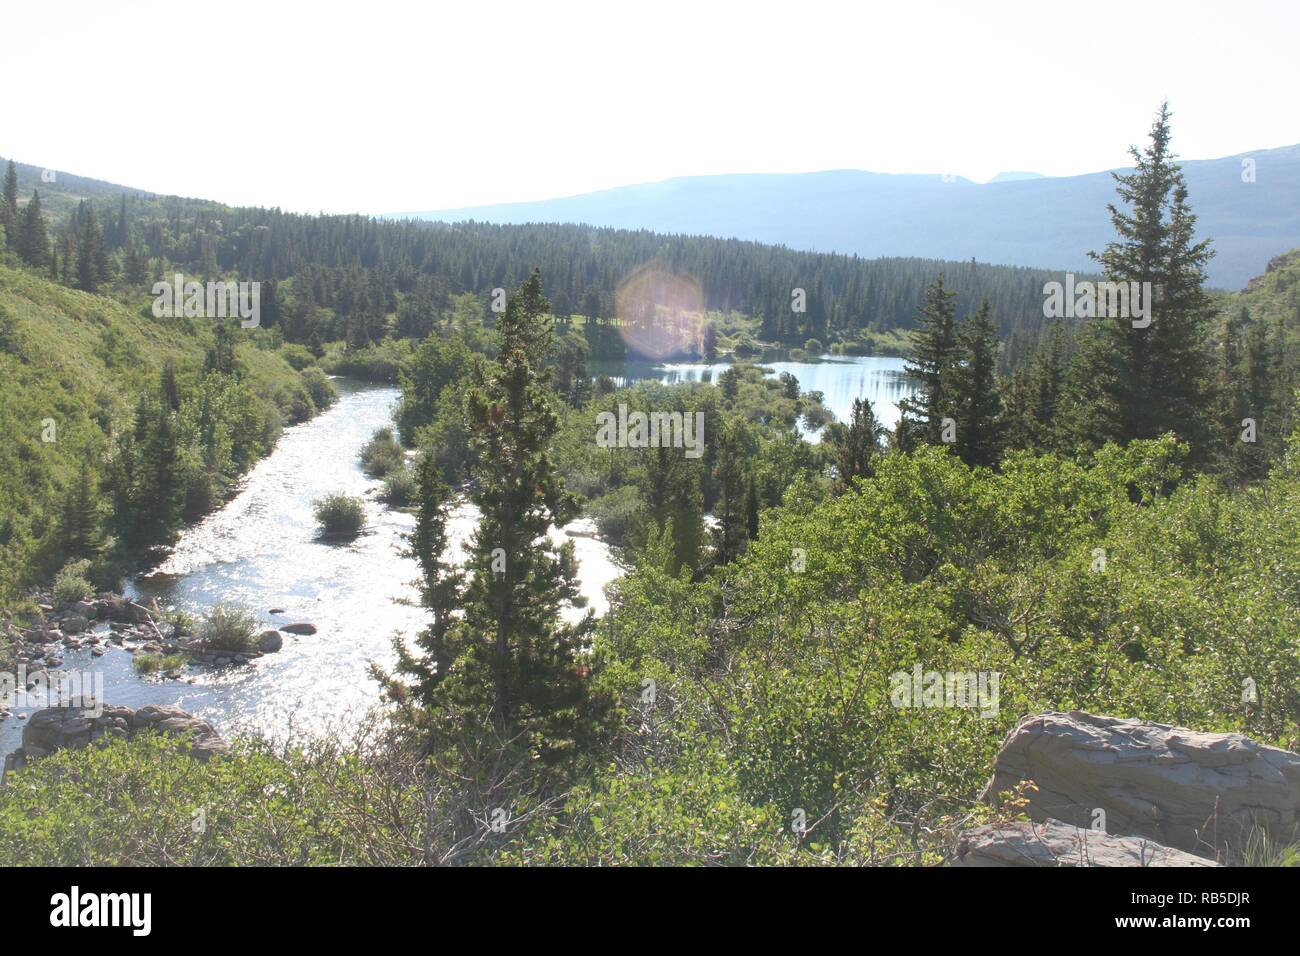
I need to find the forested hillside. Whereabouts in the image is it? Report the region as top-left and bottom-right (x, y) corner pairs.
(1, 155), (1070, 353)
(0, 262), (333, 600)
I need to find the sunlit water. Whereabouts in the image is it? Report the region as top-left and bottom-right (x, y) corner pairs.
(1, 381), (620, 756)
(590, 354), (915, 436)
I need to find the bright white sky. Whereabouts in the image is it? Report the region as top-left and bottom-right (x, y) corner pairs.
(6, 0), (1297, 215)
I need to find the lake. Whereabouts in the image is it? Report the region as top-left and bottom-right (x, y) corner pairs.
(590, 354), (915, 436)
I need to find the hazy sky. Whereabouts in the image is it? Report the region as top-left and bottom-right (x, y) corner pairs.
(7, 0), (1297, 214)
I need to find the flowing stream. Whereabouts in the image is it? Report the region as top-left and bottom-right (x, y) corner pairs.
(2, 380), (618, 755)
(3, 358), (907, 757)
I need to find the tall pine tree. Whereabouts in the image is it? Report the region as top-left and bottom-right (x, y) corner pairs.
(897, 275), (959, 451)
(952, 299), (1004, 467)
(1064, 103), (1215, 461)
(444, 269), (606, 764)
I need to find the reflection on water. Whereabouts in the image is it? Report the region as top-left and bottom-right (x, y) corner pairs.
(2, 380), (619, 755)
(590, 354), (915, 436)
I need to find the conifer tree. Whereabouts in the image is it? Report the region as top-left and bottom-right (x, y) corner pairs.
(952, 299), (1003, 467)
(711, 416), (751, 564)
(444, 269), (606, 763)
(1, 160), (17, 249)
(373, 451), (466, 748)
(1006, 322), (1067, 452)
(57, 466), (103, 562)
(834, 396), (884, 488)
(17, 191), (49, 269)
(75, 204), (104, 292)
(897, 275), (959, 451)
(1065, 103), (1215, 461)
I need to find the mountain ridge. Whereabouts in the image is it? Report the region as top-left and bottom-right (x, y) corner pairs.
(392, 144), (1300, 290)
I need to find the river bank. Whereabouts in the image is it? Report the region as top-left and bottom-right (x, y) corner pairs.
(1, 380), (619, 761)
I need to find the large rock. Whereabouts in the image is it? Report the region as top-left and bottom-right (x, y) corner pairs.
(280, 622), (317, 635)
(953, 819), (1219, 867)
(982, 711), (1300, 856)
(8, 702), (228, 774)
(257, 630), (283, 654)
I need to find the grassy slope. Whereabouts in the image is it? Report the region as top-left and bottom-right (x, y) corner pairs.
(0, 260), (306, 597)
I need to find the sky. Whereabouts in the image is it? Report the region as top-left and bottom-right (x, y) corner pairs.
(6, 0), (1298, 215)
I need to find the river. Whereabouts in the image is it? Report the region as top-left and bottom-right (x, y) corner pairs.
(2, 357), (909, 757)
(1, 380), (618, 756)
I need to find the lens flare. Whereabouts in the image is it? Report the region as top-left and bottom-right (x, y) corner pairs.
(614, 262), (705, 360)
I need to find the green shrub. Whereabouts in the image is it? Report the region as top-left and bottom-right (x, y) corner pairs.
(134, 652), (189, 677)
(195, 605), (259, 654)
(360, 427), (405, 477)
(313, 493), (366, 538)
(163, 606), (198, 638)
(378, 467), (417, 507)
(52, 559), (95, 605)
(300, 367), (336, 411)
(587, 486), (649, 545)
(279, 343), (317, 370)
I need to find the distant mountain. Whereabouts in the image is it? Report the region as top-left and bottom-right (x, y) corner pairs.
(394, 145), (1300, 289)
(987, 171), (1045, 183)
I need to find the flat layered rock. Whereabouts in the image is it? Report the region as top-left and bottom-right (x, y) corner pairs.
(981, 711), (1300, 856)
(6, 703), (227, 777)
(953, 819), (1218, 867)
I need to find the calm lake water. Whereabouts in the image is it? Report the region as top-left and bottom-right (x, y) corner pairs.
(590, 354), (914, 436)
(1, 380), (619, 756)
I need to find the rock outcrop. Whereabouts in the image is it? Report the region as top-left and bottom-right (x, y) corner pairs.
(980, 711), (1300, 857)
(953, 819), (1218, 867)
(3, 703), (228, 778)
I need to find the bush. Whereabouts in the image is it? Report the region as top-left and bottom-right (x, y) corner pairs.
(313, 493), (366, 538)
(804, 338), (824, 354)
(378, 467), (417, 507)
(195, 605), (259, 654)
(300, 367), (336, 411)
(52, 559), (95, 605)
(360, 427), (405, 478)
(134, 652), (189, 677)
(587, 486), (649, 545)
(279, 343), (317, 370)
(163, 606), (198, 638)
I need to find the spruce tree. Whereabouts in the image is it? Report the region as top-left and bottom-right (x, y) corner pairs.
(1065, 103), (1215, 461)
(445, 269), (605, 763)
(952, 299), (1004, 467)
(834, 396), (883, 488)
(58, 466), (103, 562)
(1, 160), (17, 250)
(75, 204), (103, 292)
(17, 191), (49, 269)
(711, 416), (752, 564)
(373, 451), (466, 749)
(1005, 322), (1066, 452)
(897, 275), (959, 450)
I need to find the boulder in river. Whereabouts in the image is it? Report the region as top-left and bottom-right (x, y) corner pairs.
(981, 711), (1300, 857)
(281, 622), (317, 635)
